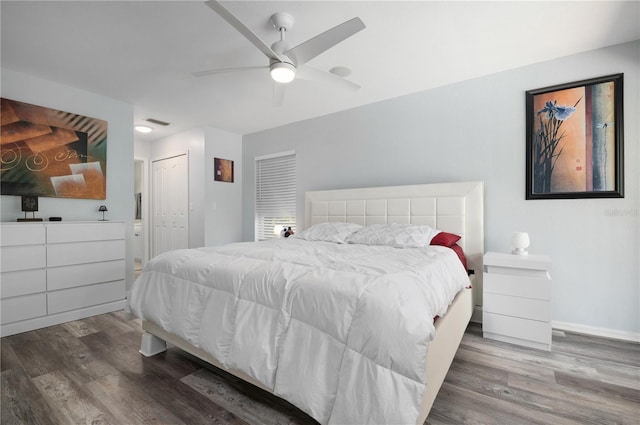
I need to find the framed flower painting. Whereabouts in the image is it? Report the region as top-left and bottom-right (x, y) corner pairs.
(525, 74), (623, 199)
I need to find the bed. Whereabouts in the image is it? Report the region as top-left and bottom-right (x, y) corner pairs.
(128, 180), (484, 425)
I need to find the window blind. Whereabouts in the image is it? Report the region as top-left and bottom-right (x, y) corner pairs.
(255, 151), (296, 241)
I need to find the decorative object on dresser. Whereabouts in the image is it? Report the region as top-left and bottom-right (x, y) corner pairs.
(98, 205), (108, 220)
(0, 98), (108, 200)
(0, 221), (126, 337)
(483, 251), (552, 351)
(18, 195), (43, 221)
(510, 231), (530, 255)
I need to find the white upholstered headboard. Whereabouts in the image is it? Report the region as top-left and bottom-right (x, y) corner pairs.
(304, 181), (484, 306)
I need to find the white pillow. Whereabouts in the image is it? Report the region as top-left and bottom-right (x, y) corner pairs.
(345, 223), (440, 248)
(292, 222), (363, 244)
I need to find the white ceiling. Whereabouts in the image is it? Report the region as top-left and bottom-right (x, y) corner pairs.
(2, 1), (639, 142)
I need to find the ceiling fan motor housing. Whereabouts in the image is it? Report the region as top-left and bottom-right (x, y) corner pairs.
(271, 40), (293, 59)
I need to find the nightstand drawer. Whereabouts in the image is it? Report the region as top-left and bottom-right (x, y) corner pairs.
(484, 272), (551, 300)
(484, 292), (551, 321)
(483, 312), (551, 345)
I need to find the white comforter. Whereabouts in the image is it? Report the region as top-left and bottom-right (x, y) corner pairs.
(128, 238), (469, 425)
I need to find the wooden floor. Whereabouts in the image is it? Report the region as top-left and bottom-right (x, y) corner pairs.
(1, 312), (638, 425)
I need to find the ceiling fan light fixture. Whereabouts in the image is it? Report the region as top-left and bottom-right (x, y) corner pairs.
(270, 62), (296, 83)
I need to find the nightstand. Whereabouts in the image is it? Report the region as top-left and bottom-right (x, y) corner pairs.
(482, 252), (552, 351)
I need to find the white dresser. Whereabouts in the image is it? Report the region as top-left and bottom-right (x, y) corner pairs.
(482, 251), (552, 351)
(0, 221), (126, 337)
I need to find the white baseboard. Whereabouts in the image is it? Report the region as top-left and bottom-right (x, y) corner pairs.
(0, 300), (127, 337)
(552, 321), (639, 343)
(472, 307), (638, 343)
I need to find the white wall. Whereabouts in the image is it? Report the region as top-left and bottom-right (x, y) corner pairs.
(243, 41), (639, 338)
(134, 138), (150, 159)
(204, 126), (243, 246)
(0, 68), (136, 287)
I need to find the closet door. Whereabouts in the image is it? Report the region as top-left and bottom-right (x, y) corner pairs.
(151, 154), (189, 258)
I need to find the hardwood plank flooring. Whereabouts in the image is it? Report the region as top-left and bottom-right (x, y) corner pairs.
(1, 313), (638, 424)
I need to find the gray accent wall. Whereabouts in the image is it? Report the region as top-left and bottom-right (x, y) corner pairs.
(243, 41), (639, 336)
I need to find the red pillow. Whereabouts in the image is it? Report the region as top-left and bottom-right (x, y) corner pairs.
(431, 232), (468, 270)
(430, 231), (461, 247)
(450, 244), (468, 270)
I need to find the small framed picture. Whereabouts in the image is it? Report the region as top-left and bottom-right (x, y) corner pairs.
(21, 195), (38, 212)
(214, 157), (234, 183)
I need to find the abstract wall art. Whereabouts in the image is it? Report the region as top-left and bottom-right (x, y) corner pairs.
(1, 98), (107, 199)
(214, 157), (234, 183)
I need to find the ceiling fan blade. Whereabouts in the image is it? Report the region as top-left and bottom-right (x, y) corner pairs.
(192, 65), (268, 77)
(273, 83), (285, 107)
(205, 0), (282, 62)
(297, 66), (361, 91)
(286, 17), (365, 66)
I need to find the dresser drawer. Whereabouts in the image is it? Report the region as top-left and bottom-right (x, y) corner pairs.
(47, 260), (125, 291)
(47, 280), (125, 314)
(1, 269), (46, 299)
(46, 240), (125, 267)
(483, 312), (551, 345)
(1, 245), (46, 272)
(0, 224), (45, 247)
(46, 222), (125, 243)
(1, 293), (47, 324)
(484, 272), (551, 300)
(484, 292), (551, 322)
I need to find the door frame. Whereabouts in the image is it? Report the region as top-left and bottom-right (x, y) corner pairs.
(134, 156), (150, 266)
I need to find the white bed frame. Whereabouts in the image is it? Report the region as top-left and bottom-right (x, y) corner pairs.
(140, 180), (484, 424)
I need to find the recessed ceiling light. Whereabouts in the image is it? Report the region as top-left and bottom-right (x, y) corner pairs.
(134, 125), (153, 133)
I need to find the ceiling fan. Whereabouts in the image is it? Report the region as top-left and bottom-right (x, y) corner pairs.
(193, 0), (365, 105)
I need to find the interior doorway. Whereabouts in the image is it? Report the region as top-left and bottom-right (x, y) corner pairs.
(133, 158), (147, 278)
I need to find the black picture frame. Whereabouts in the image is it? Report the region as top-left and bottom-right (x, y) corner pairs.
(214, 157), (234, 183)
(525, 74), (624, 199)
(21, 195), (38, 212)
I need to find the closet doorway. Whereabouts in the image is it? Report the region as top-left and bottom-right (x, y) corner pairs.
(151, 154), (189, 257)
